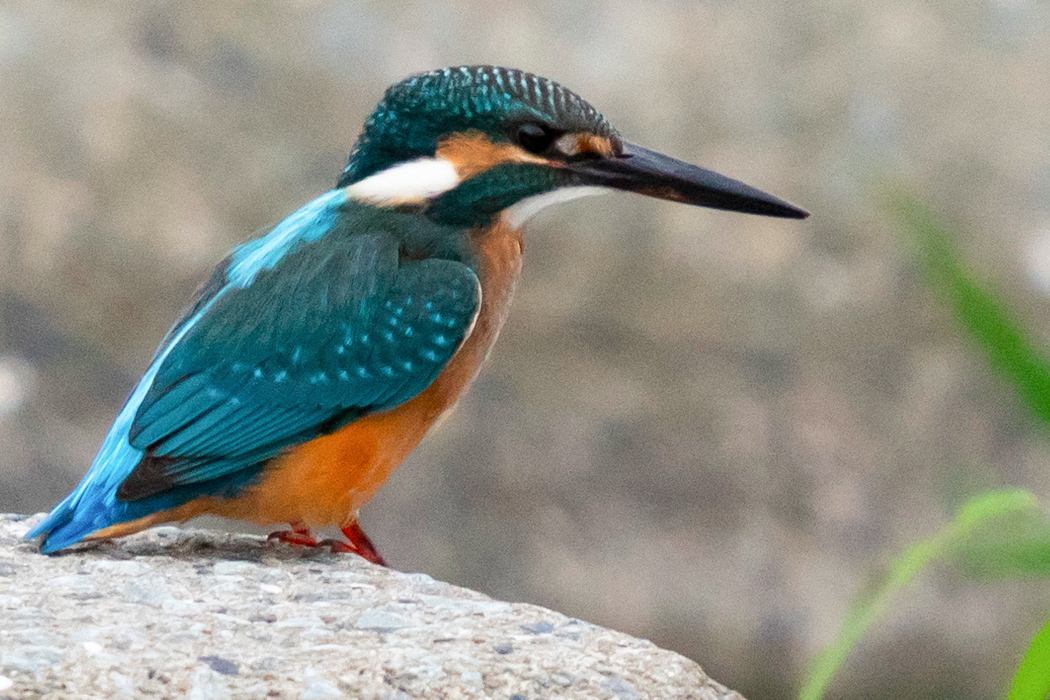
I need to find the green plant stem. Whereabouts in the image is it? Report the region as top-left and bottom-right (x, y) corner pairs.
(799, 489), (1038, 700)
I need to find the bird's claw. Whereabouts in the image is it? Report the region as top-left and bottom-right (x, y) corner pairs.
(266, 529), (320, 548)
(317, 537), (386, 566)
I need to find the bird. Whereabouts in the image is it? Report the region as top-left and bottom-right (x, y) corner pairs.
(28, 66), (808, 562)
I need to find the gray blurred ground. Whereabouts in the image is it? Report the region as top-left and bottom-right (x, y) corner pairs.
(1, 2), (1049, 699)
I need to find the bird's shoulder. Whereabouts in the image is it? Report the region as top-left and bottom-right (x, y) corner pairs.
(158, 192), (476, 351)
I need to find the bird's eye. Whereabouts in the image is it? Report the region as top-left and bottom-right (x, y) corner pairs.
(514, 123), (556, 154)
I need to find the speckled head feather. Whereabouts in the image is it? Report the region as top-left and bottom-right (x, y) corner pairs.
(339, 66), (617, 186)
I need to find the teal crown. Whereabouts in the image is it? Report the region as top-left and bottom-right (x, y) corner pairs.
(338, 65), (615, 187)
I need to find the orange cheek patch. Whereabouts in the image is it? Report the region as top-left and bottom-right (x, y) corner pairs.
(555, 133), (617, 158)
(436, 131), (551, 180)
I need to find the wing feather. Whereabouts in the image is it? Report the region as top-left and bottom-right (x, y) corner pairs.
(118, 225), (480, 501)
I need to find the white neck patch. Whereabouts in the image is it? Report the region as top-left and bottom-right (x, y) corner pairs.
(345, 157), (460, 206)
(503, 186), (610, 228)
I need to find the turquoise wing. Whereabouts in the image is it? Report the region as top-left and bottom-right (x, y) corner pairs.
(26, 191), (479, 553)
(120, 230), (480, 500)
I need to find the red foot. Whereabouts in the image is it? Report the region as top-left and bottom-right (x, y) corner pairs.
(331, 521), (386, 566)
(267, 520), (385, 565)
(267, 521), (320, 548)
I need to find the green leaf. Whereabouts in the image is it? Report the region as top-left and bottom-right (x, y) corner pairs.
(889, 193), (1050, 428)
(1007, 617), (1050, 700)
(799, 489), (1038, 700)
(952, 507), (1050, 580)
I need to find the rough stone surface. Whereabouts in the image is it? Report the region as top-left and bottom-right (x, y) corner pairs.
(0, 514), (743, 699)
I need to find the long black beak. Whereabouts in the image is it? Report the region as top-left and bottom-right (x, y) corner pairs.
(568, 141), (809, 219)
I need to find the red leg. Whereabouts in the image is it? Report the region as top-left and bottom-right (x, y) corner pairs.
(267, 520), (320, 547)
(331, 520), (386, 566)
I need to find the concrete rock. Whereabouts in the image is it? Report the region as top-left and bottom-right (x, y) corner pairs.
(0, 514), (744, 699)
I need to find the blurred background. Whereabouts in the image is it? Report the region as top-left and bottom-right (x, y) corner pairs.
(2, 1), (1049, 698)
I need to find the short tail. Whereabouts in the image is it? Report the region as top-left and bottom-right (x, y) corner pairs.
(24, 433), (143, 553)
(25, 354), (164, 553)
(25, 491), (120, 553)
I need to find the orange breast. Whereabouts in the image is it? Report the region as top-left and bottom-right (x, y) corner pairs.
(95, 216), (526, 536)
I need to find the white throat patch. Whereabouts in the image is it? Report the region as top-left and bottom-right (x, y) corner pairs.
(503, 186), (610, 228)
(345, 157), (460, 206)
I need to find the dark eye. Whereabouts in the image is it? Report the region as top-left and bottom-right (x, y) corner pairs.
(515, 123), (556, 154)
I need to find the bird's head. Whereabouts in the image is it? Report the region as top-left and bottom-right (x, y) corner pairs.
(338, 66), (807, 227)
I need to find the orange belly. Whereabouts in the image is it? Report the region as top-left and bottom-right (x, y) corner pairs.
(208, 376), (466, 528)
(90, 217), (524, 540)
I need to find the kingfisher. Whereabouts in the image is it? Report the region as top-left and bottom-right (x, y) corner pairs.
(28, 66), (807, 563)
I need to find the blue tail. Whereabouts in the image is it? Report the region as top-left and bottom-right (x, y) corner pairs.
(25, 364), (265, 553)
(26, 314), (237, 552)
(27, 294), (217, 552)
(26, 363), (167, 552)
